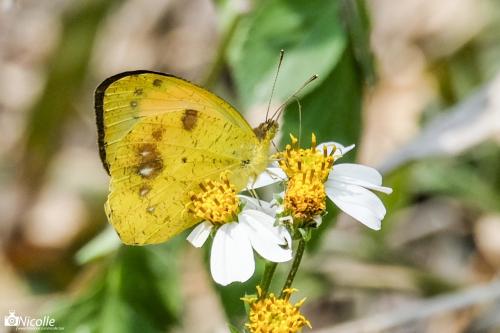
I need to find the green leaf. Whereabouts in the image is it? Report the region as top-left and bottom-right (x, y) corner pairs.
(339, 0), (376, 84)
(75, 227), (121, 264)
(228, 323), (245, 333)
(281, 47), (362, 151)
(215, 264), (262, 321)
(51, 243), (183, 332)
(210, 246), (263, 322)
(227, 0), (346, 109)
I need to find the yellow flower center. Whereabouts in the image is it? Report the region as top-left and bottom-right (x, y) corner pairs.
(243, 286), (311, 333)
(277, 133), (334, 181)
(188, 172), (239, 224)
(284, 170), (326, 222)
(276, 133), (333, 222)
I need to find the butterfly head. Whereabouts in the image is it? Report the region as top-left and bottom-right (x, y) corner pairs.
(254, 119), (278, 142)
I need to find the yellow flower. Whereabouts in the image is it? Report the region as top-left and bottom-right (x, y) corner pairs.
(284, 170), (326, 222)
(243, 286), (311, 333)
(274, 134), (332, 223)
(278, 133), (333, 181)
(187, 172), (239, 224)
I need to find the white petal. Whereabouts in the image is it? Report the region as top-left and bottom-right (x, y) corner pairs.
(239, 210), (292, 263)
(247, 167), (287, 189)
(344, 180), (392, 194)
(330, 163), (393, 194)
(325, 181), (386, 230)
(210, 223), (255, 286)
(240, 210), (284, 244)
(186, 221), (213, 248)
(316, 141), (344, 155)
(330, 197), (381, 230)
(338, 144), (356, 157)
(316, 142), (355, 159)
(312, 214), (323, 227)
(279, 225), (292, 249)
(326, 180), (386, 219)
(330, 175), (392, 194)
(332, 163), (382, 184)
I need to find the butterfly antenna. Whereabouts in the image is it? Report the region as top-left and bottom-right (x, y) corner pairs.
(271, 139), (279, 151)
(295, 96), (302, 146)
(265, 50), (285, 121)
(249, 187), (261, 204)
(270, 74), (318, 121)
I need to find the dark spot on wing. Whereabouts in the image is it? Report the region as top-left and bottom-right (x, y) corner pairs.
(130, 100), (138, 108)
(181, 157), (187, 163)
(134, 88), (143, 96)
(153, 79), (163, 87)
(136, 143), (163, 178)
(139, 185), (151, 197)
(182, 109), (198, 131)
(152, 128), (164, 141)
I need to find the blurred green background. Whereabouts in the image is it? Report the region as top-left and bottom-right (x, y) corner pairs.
(1, 0), (500, 332)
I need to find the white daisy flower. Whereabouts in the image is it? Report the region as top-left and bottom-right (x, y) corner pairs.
(320, 142), (392, 230)
(249, 135), (392, 230)
(186, 174), (292, 286)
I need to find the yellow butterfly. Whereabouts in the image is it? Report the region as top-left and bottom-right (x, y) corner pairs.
(95, 71), (277, 245)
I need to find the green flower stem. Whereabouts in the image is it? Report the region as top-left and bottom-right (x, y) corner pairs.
(259, 261), (278, 299)
(280, 238), (306, 298)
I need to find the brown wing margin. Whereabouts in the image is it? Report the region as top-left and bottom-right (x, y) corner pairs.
(95, 70), (176, 175)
